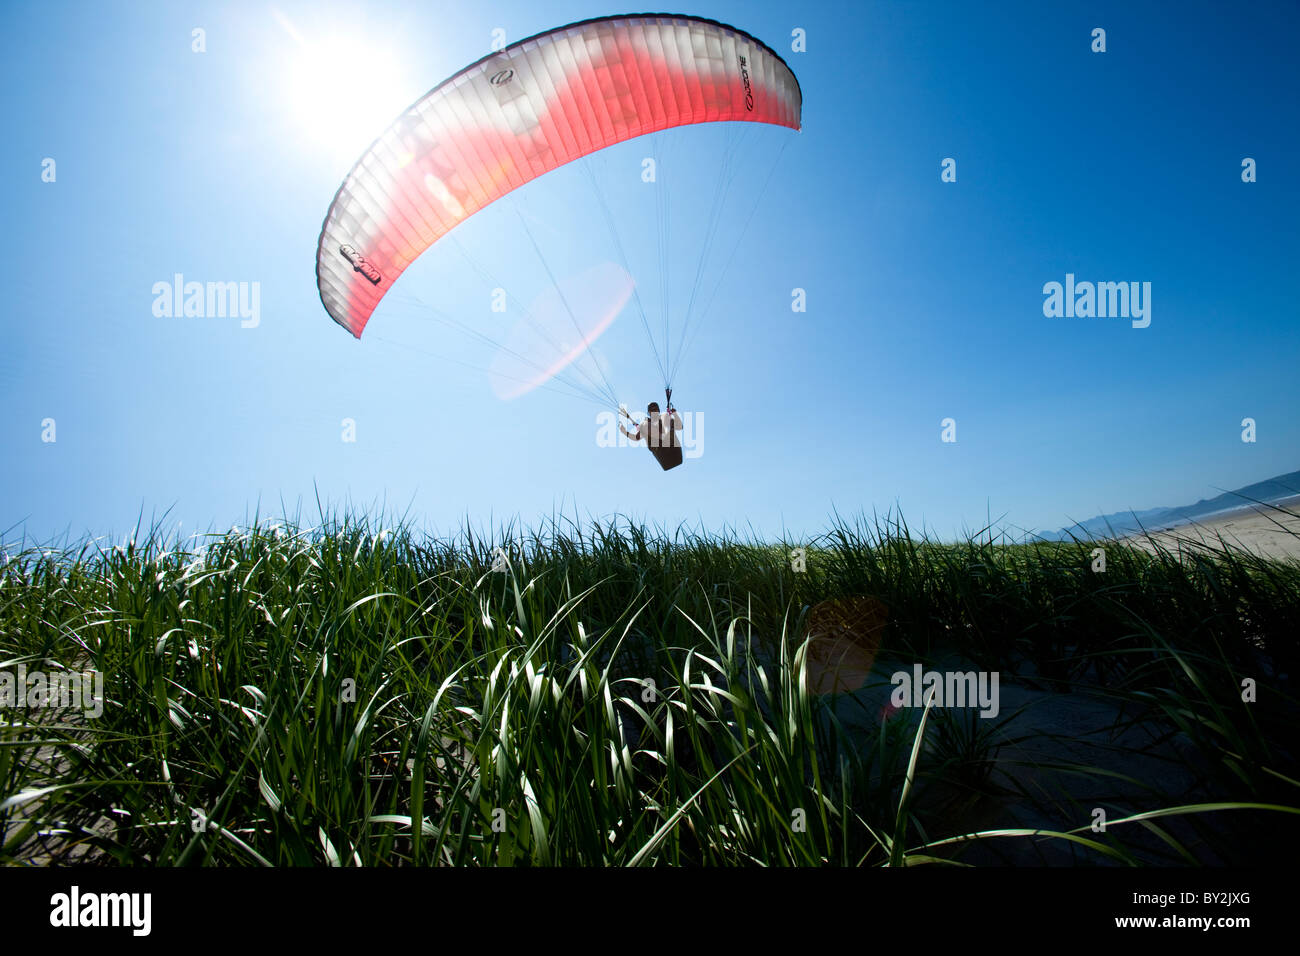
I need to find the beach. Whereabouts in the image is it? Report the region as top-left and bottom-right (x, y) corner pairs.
(1124, 495), (1300, 561)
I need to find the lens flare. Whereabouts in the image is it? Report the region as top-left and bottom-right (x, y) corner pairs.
(489, 261), (634, 400)
(802, 596), (889, 696)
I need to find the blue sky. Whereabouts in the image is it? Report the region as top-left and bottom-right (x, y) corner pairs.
(3, 0), (1297, 547)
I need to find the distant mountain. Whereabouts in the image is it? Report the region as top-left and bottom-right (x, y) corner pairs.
(1036, 469), (1300, 542)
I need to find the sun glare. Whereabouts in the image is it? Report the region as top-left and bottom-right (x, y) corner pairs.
(275, 10), (413, 166)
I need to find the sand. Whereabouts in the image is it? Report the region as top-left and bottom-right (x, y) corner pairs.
(810, 648), (1285, 865)
(1123, 495), (1300, 561)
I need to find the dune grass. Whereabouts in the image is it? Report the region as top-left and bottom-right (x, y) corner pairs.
(1, 508), (1297, 865)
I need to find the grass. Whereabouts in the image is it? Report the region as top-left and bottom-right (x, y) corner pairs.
(1, 506), (1297, 865)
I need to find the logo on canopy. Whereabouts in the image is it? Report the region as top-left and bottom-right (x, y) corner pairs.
(339, 244), (382, 285)
(739, 55), (754, 111)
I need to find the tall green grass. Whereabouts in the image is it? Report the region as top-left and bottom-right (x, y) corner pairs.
(1, 507), (1297, 865)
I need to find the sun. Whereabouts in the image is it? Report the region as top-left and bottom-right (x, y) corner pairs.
(274, 9), (415, 167)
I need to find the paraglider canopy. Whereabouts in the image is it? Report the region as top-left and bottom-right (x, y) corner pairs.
(315, 14), (802, 343)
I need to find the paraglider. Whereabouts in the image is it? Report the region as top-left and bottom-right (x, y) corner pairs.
(620, 390), (683, 471)
(315, 14), (801, 466)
